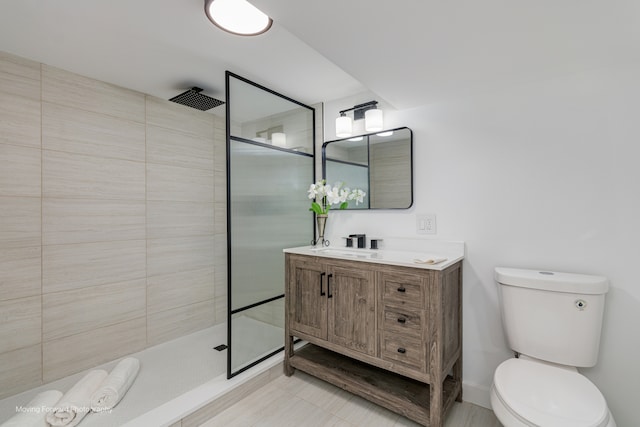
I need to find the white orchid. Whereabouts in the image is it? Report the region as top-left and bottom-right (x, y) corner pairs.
(308, 180), (366, 214)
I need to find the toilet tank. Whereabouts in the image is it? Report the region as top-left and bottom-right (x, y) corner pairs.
(495, 267), (609, 367)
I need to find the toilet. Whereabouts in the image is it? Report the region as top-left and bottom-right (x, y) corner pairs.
(491, 267), (616, 427)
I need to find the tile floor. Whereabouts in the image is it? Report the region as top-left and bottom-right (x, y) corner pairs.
(201, 370), (501, 427)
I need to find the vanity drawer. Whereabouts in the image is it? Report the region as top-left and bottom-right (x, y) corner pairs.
(380, 333), (425, 371)
(382, 306), (422, 338)
(381, 276), (425, 310)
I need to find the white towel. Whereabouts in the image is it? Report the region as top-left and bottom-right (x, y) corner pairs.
(413, 257), (447, 265)
(46, 370), (107, 427)
(90, 358), (140, 412)
(0, 390), (63, 427)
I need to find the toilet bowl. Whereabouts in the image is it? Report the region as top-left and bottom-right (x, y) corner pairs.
(490, 358), (615, 427)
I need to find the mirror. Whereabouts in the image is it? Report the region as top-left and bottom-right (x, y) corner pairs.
(322, 127), (413, 209)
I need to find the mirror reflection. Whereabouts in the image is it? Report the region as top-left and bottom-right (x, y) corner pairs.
(323, 127), (413, 209)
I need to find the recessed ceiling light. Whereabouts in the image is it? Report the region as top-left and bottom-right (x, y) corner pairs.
(205, 0), (273, 36)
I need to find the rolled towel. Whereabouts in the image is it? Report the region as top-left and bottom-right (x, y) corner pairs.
(90, 358), (140, 412)
(46, 370), (107, 427)
(1, 390), (63, 427)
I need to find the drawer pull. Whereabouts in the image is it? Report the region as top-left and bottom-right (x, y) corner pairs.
(397, 317), (406, 324)
(397, 348), (406, 354)
(397, 287), (406, 293)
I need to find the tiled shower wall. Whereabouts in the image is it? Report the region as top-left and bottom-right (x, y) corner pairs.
(0, 51), (226, 398)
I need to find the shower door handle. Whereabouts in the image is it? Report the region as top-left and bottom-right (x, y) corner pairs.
(327, 274), (333, 298)
(319, 272), (326, 296)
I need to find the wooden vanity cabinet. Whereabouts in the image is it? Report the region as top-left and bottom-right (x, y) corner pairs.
(287, 256), (376, 357)
(284, 253), (463, 427)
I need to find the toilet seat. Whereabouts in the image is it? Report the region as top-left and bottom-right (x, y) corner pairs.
(493, 358), (609, 427)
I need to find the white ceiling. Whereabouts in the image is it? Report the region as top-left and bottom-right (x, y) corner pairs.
(1, 0), (639, 111)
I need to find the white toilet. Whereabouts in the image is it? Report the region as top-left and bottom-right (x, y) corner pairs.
(491, 267), (616, 427)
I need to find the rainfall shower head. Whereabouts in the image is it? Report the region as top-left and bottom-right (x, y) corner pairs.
(169, 87), (225, 111)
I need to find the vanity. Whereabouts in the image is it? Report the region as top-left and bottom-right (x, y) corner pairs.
(283, 244), (464, 427)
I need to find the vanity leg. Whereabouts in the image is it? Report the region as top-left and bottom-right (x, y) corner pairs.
(284, 330), (294, 376)
(453, 357), (463, 402)
(429, 380), (443, 427)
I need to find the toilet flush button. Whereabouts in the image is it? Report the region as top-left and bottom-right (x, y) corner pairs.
(575, 299), (587, 310)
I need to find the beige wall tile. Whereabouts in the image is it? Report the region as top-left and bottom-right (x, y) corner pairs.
(43, 198), (145, 245)
(147, 163), (214, 202)
(43, 150), (145, 200)
(0, 196), (41, 248)
(147, 125), (214, 170)
(43, 240), (146, 293)
(214, 171), (226, 203)
(146, 96), (214, 139)
(147, 201), (214, 239)
(0, 92), (41, 148)
(147, 267), (214, 314)
(147, 235), (214, 277)
(214, 204), (226, 234)
(42, 65), (145, 123)
(0, 344), (42, 399)
(43, 279), (146, 341)
(43, 317), (146, 382)
(0, 246), (41, 301)
(0, 51), (40, 80)
(0, 71), (41, 148)
(214, 296), (227, 325)
(147, 300), (215, 346)
(42, 102), (145, 161)
(0, 143), (41, 197)
(0, 296), (41, 354)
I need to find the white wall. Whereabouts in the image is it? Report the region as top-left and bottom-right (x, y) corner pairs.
(322, 64), (640, 426)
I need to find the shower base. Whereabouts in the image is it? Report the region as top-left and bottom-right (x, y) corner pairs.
(0, 318), (285, 426)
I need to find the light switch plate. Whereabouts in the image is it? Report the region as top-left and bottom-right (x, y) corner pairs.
(416, 214), (436, 234)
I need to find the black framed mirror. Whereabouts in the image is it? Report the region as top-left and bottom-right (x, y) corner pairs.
(322, 127), (413, 209)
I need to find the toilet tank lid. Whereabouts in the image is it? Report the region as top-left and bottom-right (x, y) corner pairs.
(495, 267), (609, 294)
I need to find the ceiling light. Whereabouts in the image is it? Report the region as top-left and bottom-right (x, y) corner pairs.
(205, 0), (273, 36)
(335, 101), (383, 138)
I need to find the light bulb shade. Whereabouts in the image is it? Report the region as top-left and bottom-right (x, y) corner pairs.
(272, 132), (286, 147)
(365, 108), (384, 132)
(336, 115), (353, 137)
(205, 0), (273, 36)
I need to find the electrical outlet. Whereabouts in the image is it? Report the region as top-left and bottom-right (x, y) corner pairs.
(416, 214), (436, 235)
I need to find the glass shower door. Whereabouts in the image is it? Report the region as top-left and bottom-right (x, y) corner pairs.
(226, 72), (315, 377)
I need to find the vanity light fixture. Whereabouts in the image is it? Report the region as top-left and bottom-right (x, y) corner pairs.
(204, 0), (273, 36)
(376, 131), (394, 137)
(335, 101), (383, 137)
(347, 136), (364, 142)
(271, 132), (287, 147)
(336, 112), (353, 138)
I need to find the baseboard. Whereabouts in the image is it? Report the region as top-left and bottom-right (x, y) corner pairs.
(462, 381), (491, 409)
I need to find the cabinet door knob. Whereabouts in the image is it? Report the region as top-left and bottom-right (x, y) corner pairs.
(397, 317), (406, 324)
(327, 273), (333, 298)
(320, 272), (326, 296)
(397, 348), (406, 354)
(397, 287), (406, 293)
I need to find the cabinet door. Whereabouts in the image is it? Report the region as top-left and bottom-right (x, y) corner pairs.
(288, 258), (327, 340)
(327, 265), (376, 356)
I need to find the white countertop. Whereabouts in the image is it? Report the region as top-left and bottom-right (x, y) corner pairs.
(284, 241), (464, 271)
